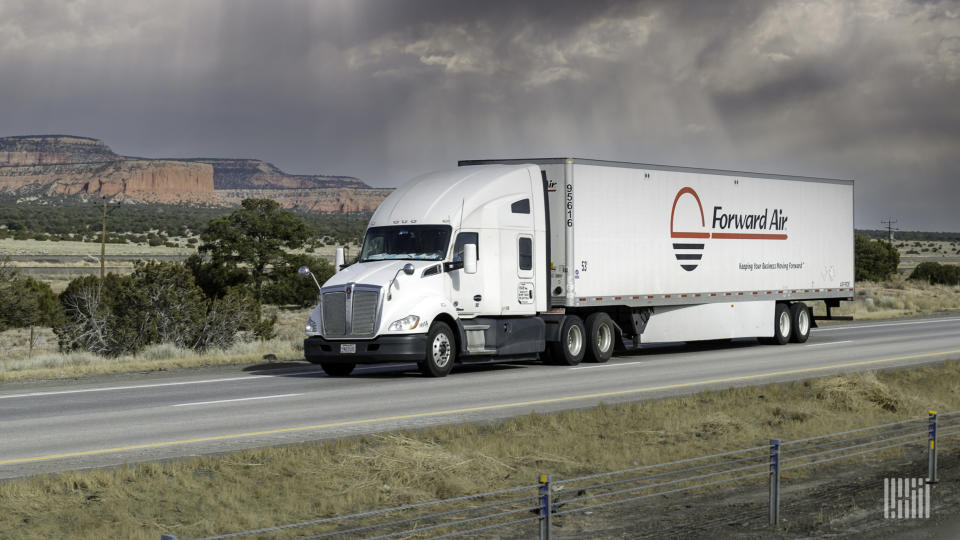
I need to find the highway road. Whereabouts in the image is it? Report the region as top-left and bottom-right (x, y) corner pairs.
(2, 316), (959, 479)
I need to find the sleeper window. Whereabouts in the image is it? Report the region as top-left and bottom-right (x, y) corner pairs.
(518, 237), (532, 271)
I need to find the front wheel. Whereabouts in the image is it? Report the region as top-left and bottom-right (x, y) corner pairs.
(789, 303), (811, 343)
(548, 315), (586, 366)
(419, 322), (455, 377)
(320, 362), (355, 377)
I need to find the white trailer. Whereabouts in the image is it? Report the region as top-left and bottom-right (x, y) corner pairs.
(302, 158), (853, 376)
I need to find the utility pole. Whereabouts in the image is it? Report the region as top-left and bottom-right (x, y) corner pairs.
(880, 218), (898, 243)
(100, 197), (121, 279)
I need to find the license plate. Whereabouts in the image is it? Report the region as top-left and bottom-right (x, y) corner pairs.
(340, 343), (356, 354)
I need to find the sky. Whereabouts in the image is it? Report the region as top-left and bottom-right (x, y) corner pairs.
(1, 0), (958, 231)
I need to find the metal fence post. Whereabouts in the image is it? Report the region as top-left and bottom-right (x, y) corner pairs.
(539, 474), (552, 540)
(928, 410), (938, 484)
(769, 438), (781, 527)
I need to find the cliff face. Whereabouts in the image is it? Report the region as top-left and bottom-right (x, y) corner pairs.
(0, 135), (389, 211)
(0, 135), (119, 165)
(0, 159), (216, 203)
(216, 187), (392, 213)
(184, 158), (368, 190)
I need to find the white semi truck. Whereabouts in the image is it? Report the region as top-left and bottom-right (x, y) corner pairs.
(301, 158), (854, 377)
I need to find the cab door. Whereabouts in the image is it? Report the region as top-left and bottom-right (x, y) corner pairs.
(498, 197), (537, 316)
(448, 230), (491, 317)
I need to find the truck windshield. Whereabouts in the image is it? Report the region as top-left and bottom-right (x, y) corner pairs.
(359, 225), (452, 262)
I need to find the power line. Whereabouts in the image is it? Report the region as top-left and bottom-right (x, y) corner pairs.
(880, 219), (899, 243)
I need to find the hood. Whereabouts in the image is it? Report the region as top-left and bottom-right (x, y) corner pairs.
(321, 259), (442, 289)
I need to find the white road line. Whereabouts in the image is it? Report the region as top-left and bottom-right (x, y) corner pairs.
(571, 361), (647, 370)
(172, 393), (303, 407)
(0, 370), (325, 400)
(805, 340), (853, 347)
(814, 317), (960, 332)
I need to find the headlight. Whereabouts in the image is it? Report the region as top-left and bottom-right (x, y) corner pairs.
(388, 315), (420, 331)
(305, 317), (319, 333)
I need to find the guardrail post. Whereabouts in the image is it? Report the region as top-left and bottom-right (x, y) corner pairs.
(539, 474), (552, 540)
(928, 410), (938, 484)
(769, 439), (781, 527)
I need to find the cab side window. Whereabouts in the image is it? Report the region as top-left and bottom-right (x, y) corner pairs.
(518, 236), (532, 271)
(452, 232), (479, 262)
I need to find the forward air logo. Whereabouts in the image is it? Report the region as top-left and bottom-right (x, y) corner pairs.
(670, 187), (789, 272)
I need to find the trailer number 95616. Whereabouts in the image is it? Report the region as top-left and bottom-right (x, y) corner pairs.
(566, 184), (573, 227)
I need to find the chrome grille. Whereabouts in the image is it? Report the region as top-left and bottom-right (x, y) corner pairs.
(320, 284), (381, 338)
(321, 291), (347, 336)
(351, 290), (379, 335)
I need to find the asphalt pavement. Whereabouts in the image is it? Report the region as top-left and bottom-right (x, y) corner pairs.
(2, 316), (959, 479)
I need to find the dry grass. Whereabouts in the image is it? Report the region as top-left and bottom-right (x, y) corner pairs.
(0, 308), (312, 383)
(812, 276), (960, 320)
(895, 240), (960, 274)
(1, 361), (958, 539)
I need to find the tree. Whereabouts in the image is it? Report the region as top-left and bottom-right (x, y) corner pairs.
(261, 253), (334, 307)
(0, 258), (63, 331)
(854, 234), (899, 282)
(197, 199), (312, 301)
(55, 262), (270, 356)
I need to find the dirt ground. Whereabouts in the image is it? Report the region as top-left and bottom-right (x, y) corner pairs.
(535, 446), (960, 539)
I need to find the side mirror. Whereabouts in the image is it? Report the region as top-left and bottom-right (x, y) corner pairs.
(298, 265), (321, 292)
(464, 244), (477, 274)
(335, 247), (345, 273)
(403, 263), (415, 275)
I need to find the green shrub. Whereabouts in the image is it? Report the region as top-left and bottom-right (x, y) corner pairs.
(261, 254), (334, 307)
(909, 262), (960, 286)
(54, 262), (267, 356)
(0, 260), (64, 330)
(855, 234), (900, 281)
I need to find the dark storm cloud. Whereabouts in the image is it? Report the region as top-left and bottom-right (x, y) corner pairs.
(1, 0), (958, 230)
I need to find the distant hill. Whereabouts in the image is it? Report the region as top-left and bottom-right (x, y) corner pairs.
(181, 158), (367, 190)
(0, 135), (390, 212)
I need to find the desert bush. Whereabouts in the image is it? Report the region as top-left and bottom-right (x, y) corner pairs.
(909, 262), (960, 286)
(55, 262), (268, 356)
(0, 259), (63, 330)
(855, 234), (899, 282)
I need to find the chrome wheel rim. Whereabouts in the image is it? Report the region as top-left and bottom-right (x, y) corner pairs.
(797, 308), (810, 337)
(567, 324), (584, 356)
(432, 333), (451, 368)
(597, 323), (613, 353)
(778, 310), (791, 339)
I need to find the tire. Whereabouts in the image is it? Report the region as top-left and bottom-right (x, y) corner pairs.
(584, 312), (615, 363)
(763, 303), (792, 345)
(548, 315), (586, 366)
(789, 303), (811, 343)
(419, 321), (455, 377)
(320, 362), (355, 377)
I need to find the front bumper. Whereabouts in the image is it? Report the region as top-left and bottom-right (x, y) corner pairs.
(304, 334), (427, 364)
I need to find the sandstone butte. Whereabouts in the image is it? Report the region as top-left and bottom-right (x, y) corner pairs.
(0, 135), (390, 212)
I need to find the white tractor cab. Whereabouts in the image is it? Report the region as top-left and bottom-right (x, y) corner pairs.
(301, 158), (854, 377)
(302, 164), (551, 377)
